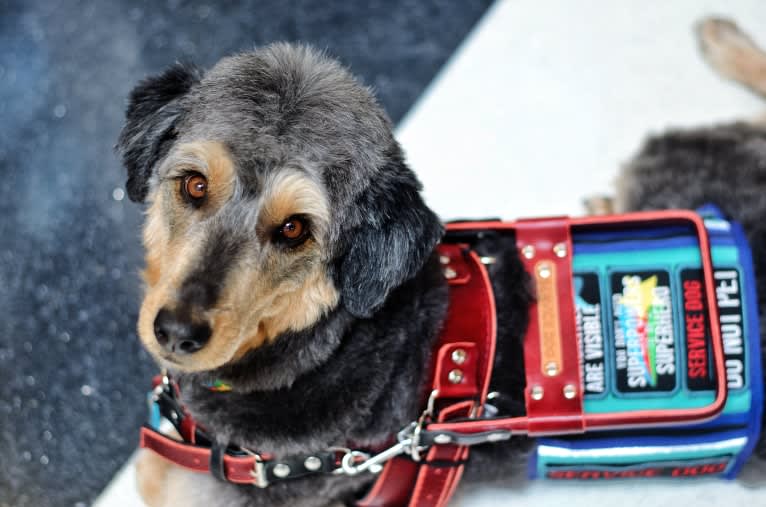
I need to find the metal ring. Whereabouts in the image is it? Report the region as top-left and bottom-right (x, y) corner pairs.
(410, 422), (423, 462)
(340, 450), (369, 476)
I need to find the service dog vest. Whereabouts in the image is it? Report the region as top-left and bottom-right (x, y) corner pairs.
(529, 205), (763, 480)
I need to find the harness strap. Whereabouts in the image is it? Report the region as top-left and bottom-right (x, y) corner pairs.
(408, 401), (474, 507)
(515, 217), (585, 435)
(359, 244), (497, 507)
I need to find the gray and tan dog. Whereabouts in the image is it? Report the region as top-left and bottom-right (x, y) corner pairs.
(117, 18), (766, 507)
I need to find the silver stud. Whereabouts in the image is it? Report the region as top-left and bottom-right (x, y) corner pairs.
(444, 267), (457, 279)
(451, 348), (467, 365)
(448, 369), (464, 384)
(479, 256), (496, 265)
(538, 265), (551, 279)
(553, 242), (567, 258)
(434, 433), (452, 445)
(531, 385), (544, 401)
(545, 362), (559, 376)
(303, 456), (322, 471)
(273, 463), (291, 478)
(521, 245), (535, 259)
(439, 255), (450, 265)
(563, 384), (577, 399)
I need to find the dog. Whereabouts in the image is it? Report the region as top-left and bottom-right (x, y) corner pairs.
(117, 18), (766, 507)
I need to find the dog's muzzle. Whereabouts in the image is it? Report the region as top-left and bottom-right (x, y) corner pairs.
(153, 308), (212, 355)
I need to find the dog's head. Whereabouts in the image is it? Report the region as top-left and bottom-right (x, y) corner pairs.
(117, 44), (442, 372)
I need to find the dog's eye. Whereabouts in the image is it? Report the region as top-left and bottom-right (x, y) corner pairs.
(181, 173), (208, 205)
(275, 216), (310, 247)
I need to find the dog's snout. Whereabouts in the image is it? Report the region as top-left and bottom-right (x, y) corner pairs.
(153, 308), (212, 355)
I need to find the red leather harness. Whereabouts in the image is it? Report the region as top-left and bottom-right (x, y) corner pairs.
(140, 211), (729, 506)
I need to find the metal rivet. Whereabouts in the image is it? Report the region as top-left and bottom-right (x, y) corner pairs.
(553, 242), (567, 258)
(563, 384), (577, 399)
(531, 385), (544, 401)
(538, 265), (551, 279)
(451, 348), (467, 365)
(434, 433), (452, 445)
(439, 255), (450, 265)
(273, 463), (291, 478)
(303, 456), (322, 471)
(479, 256), (496, 265)
(444, 267), (457, 279)
(521, 245), (535, 259)
(448, 369), (464, 384)
(545, 362), (559, 376)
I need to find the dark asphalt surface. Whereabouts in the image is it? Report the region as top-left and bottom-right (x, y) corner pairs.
(0, 1), (493, 505)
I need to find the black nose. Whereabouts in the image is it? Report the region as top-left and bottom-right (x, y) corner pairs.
(153, 308), (212, 355)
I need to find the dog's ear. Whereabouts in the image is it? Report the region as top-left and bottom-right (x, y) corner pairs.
(338, 153), (443, 318)
(117, 63), (203, 202)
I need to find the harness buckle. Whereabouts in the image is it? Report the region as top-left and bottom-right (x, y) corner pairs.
(242, 449), (269, 488)
(332, 392), (440, 476)
(409, 389), (439, 461)
(151, 370), (171, 400)
(334, 446), (399, 476)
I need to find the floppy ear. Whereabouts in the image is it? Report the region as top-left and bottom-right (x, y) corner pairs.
(338, 153), (443, 318)
(116, 63), (203, 202)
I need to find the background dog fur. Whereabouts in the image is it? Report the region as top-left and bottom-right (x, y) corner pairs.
(121, 18), (766, 507)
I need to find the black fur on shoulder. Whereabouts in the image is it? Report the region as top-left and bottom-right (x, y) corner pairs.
(116, 62), (203, 202)
(334, 146), (444, 318)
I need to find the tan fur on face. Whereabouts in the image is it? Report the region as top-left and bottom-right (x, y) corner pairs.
(258, 168), (332, 243)
(138, 187), (204, 367)
(228, 260), (340, 360)
(215, 169), (338, 362)
(137, 147), (338, 372)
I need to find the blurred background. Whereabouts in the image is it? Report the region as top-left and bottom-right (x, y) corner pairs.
(0, 1), (492, 505)
(1, 1), (765, 506)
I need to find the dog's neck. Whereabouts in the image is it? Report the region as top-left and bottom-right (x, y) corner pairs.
(174, 254), (449, 456)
